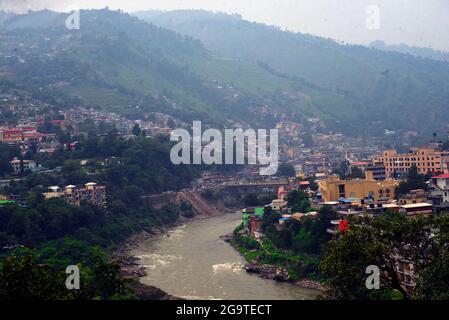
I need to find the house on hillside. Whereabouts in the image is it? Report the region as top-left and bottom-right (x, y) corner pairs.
(44, 182), (107, 208)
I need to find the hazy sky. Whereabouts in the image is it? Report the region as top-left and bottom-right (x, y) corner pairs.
(1, 0), (449, 51)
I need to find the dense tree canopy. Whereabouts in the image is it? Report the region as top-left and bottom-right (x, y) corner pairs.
(0, 135), (200, 300)
(320, 212), (449, 300)
(277, 163), (296, 178)
(0, 252), (131, 300)
(396, 165), (427, 195)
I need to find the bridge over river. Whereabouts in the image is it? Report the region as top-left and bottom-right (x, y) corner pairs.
(221, 179), (290, 195)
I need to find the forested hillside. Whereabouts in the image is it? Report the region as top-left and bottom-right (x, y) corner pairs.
(1, 9), (449, 136)
(137, 10), (449, 136)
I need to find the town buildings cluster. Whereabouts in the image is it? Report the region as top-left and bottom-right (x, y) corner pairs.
(237, 139), (449, 292)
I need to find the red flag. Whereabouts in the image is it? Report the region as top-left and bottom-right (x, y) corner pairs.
(339, 220), (349, 232)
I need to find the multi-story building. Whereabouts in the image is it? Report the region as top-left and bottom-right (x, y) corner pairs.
(364, 164), (387, 181)
(318, 171), (397, 203)
(0, 126), (55, 146)
(374, 147), (444, 177)
(398, 189), (428, 205)
(429, 173), (449, 211)
(395, 257), (416, 291)
(0, 128), (23, 143)
(349, 161), (387, 181)
(44, 182), (107, 208)
(9, 158), (38, 174)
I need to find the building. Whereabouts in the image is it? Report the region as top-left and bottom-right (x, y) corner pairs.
(349, 161), (387, 181)
(365, 164), (387, 181)
(9, 158), (38, 174)
(269, 199), (288, 212)
(374, 147), (444, 177)
(242, 207), (264, 238)
(248, 216), (263, 239)
(349, 161), (370, 174)
(429, 173), (449, 211)
(292, 211), (318, 221)
(0, 128), (22, 143)
(398, 189), (428, 205)
(318, 171), (397, 203)
(396, 258), (416, 291)
(364, 203), (400, 216)
(399, 203), (433, 216)
(44, 182), (107, 208)
(277, 186), (289, 200)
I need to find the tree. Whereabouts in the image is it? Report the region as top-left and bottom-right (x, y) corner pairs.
(396, 164), (426, 195)
(79, 119), (98, 138)
(320, 212), (446, 300)
(0, 252), (131, 300)
(333, 160), (349, 179)
(414, 244), (449, 299)
(0, 143), (19, 176)
(350, 166), (364, 179)
(244, 193), (260, 207)
(320, 224), (388, 300)
(179, 201), (194, 218)
(0, 253), (67, 300)
(277, 163), (296, 177)
(287, 190), (311, 213)
(132, 124), (142, 137)
(291, 206), (336, 255)
(413, 215), (449, 299)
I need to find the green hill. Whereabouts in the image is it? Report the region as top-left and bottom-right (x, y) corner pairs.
(1, 9), (449, 137)
(0, 10), (252, 126)
(136, 10), (449, 136)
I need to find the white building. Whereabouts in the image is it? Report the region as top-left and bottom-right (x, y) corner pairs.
(429, 173), (449, 211)
(9, 158), (38, 174)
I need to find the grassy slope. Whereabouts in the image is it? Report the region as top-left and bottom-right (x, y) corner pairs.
(138, 10), (449, 135)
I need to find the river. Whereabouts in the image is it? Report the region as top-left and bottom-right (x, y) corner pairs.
(132, 211), (319, 300)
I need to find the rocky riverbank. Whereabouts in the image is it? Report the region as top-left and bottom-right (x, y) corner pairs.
(295, 279), (326, 291)
(226, 234), (325, 293)
(113, 207), (234, 300)
(243, 261), (324, 291)
(129, 282), (181, 300)
(113, 225), (184, 300)
(245, 262), (290, 281)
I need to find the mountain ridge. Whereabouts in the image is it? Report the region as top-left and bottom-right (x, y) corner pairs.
(0, 9), (448, 138)
(135, 9), (449, 136)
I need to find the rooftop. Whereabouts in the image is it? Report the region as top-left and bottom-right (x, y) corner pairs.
(352, 161), (370, 166)
(382, 203), (400, 208)
(432, 174), (449, 179)
(401, 203), (433, 209)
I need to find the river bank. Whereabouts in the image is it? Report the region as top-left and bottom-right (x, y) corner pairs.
(113, 223), (183, 300)
(125, 211), (320, 299)
(226, 234), (326, 293)
(113, 205), (235, 300)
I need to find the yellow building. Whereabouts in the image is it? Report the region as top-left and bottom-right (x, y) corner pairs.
(319, 171), (397, 203)
(374, 147), (444, 177)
